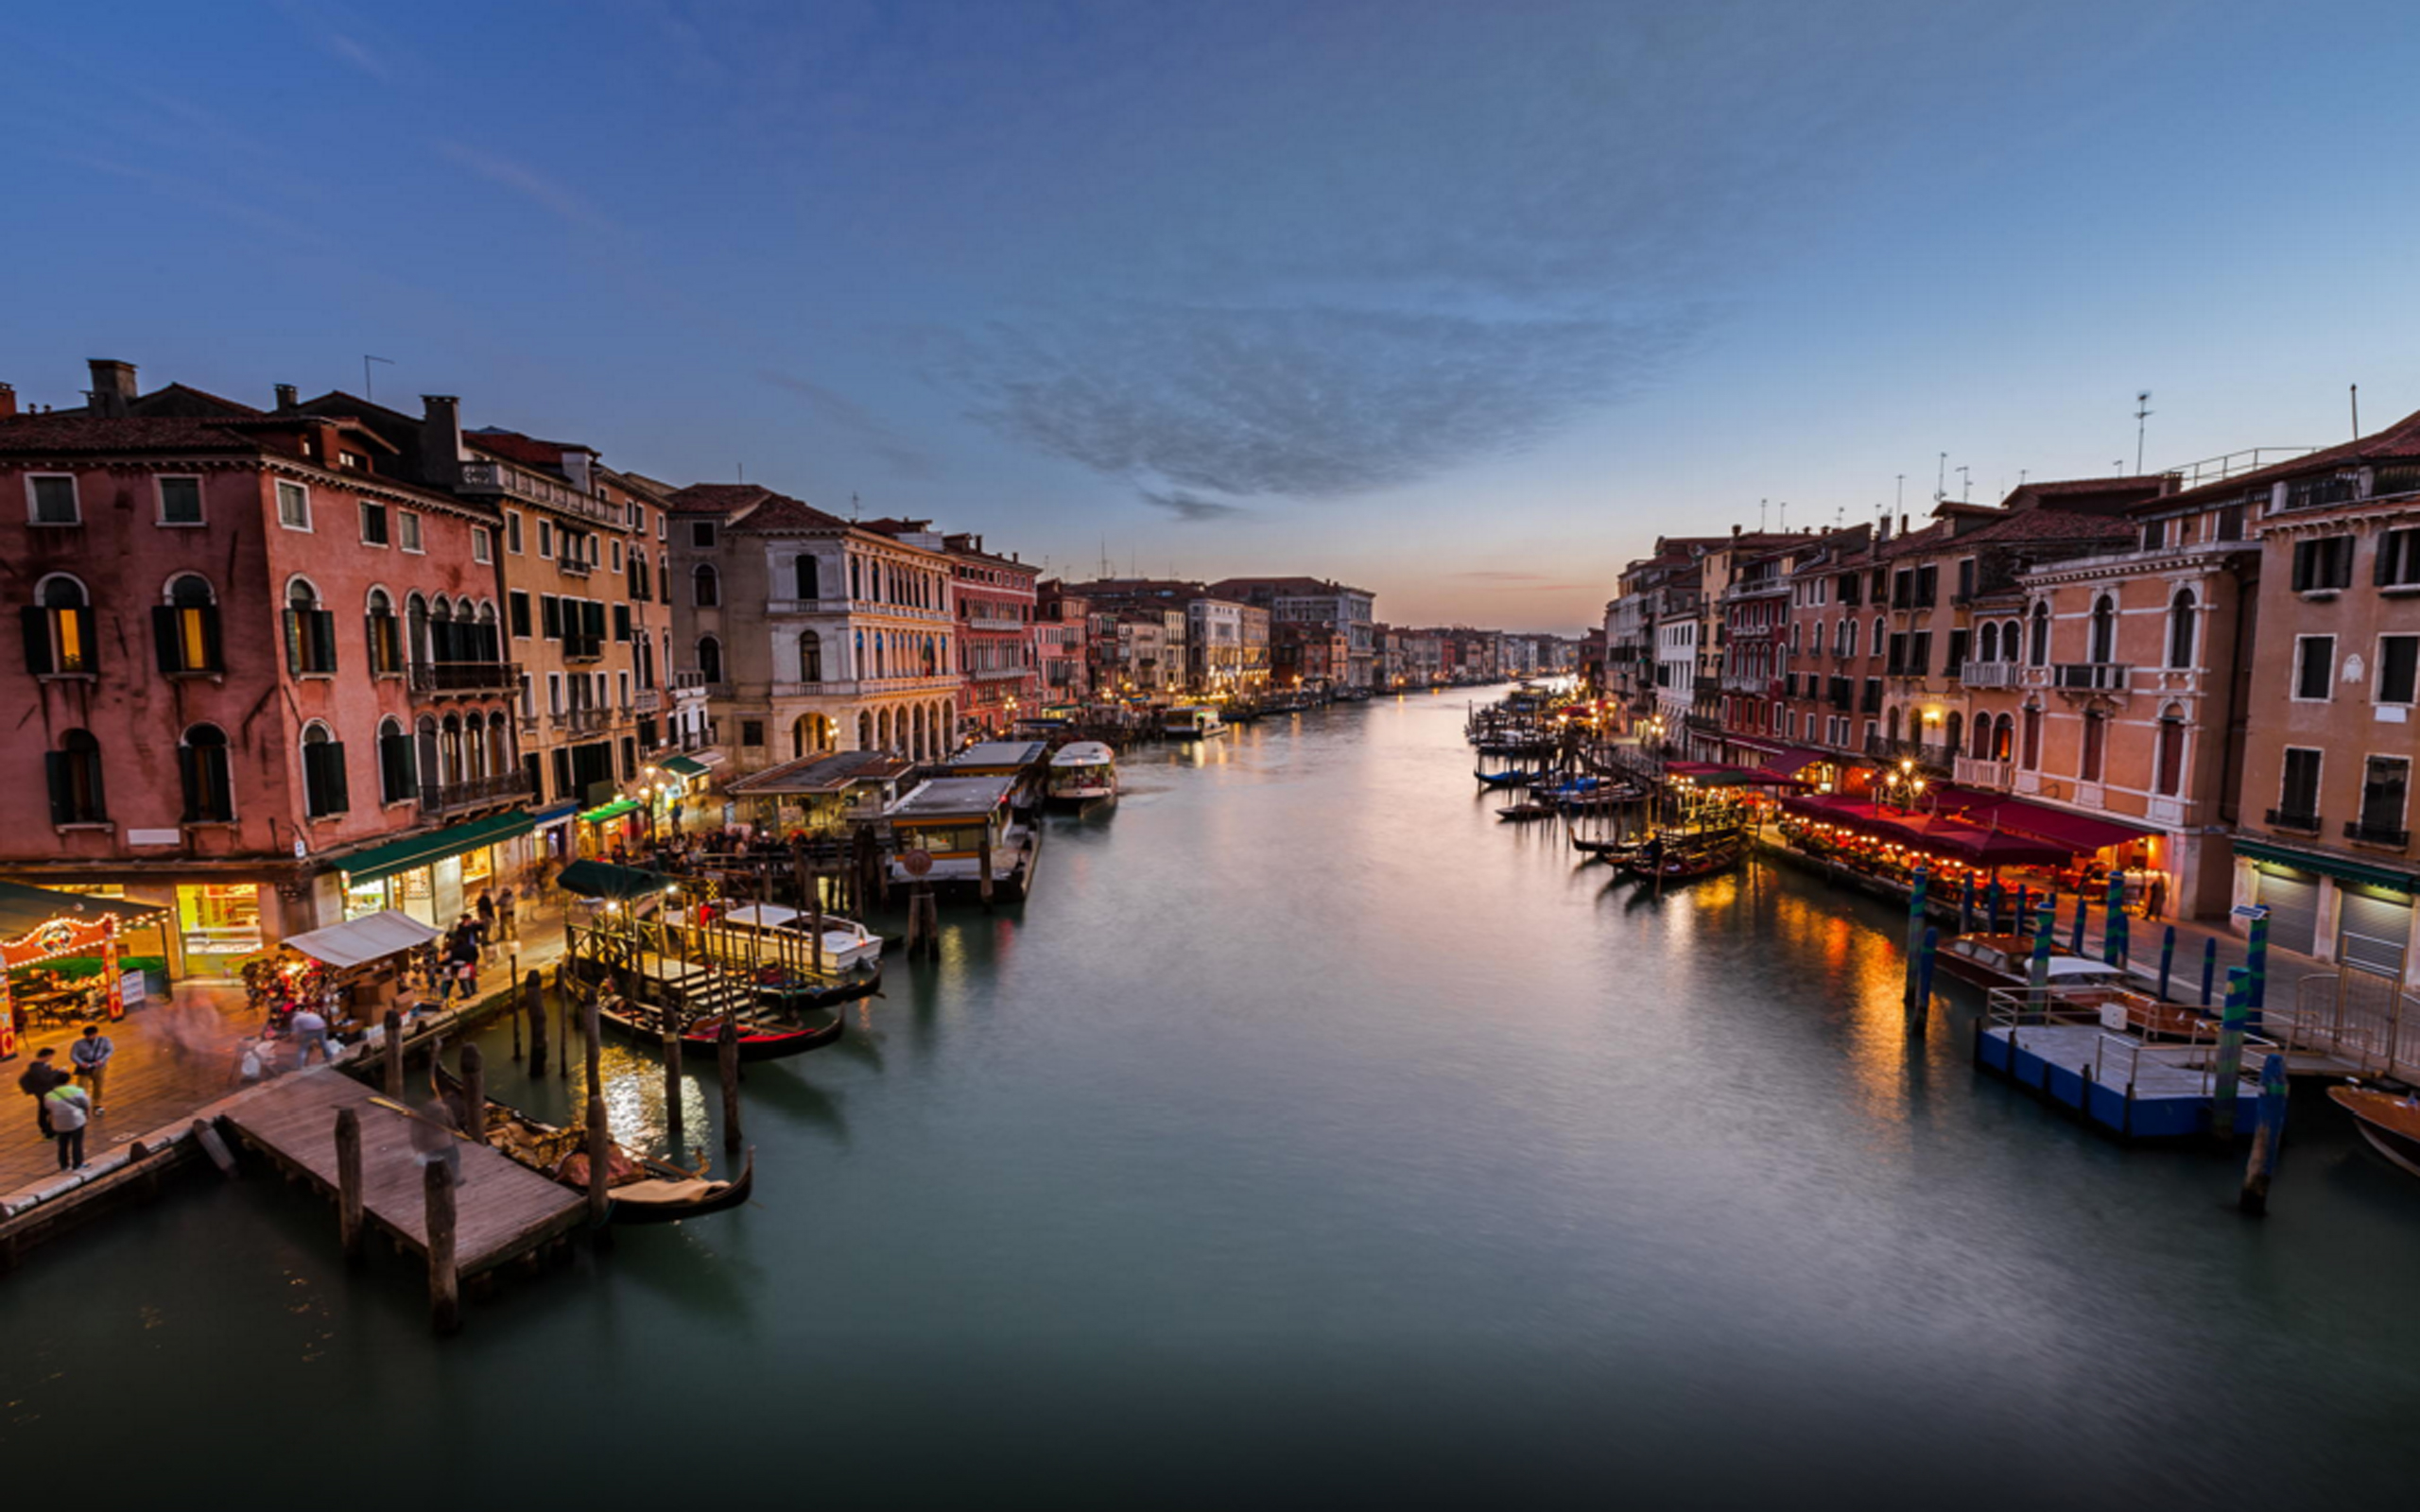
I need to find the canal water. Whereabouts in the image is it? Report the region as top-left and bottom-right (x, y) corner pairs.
(8, 696), (2419, 1506)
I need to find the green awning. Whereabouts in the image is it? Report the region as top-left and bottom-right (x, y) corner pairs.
(337, 809), (534, 886)
(2236, 837), (2420, 894)
(660, 755), (709, 778)
(579, 798), (642, 824)
(554, 858), (671, 902)
(0, 880), (166, 936)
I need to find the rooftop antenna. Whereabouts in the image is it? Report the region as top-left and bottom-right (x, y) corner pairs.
(1934, 453), (1947, 504)
(736, 462), (744, 482)
(1778, 501), (1789, 531)
(362, 353), (394, 402)
(850, 492), (860, 522)
(2352, 384), (2361, 438)
(2134, 390), (2152, 473)
(1759, 498), (1768, 531)
(1894, 474), (1905, 514)
(2114, 459), (2126, 475)
(2019, 469), (2028, 487)
(1957, 465), (1971, 502)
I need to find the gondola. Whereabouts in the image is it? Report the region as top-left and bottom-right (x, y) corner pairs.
(432, 1060), (754, 1224)
(2330, 1085), (2420, 1178)
(598, 993), (845, 1062)
(752, 961), (883, 1013)
(1572, 835), (1647, 864)
(1473, 766), (1547, 787)
(1620, 836), (1744, 884)
(1495, 800), (1561, 822)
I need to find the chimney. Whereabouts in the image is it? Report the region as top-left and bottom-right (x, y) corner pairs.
(0, 383), (14, 419)
(274, 384), (298, 410)
(419, 395), (463, 487)
(1900, 513), (1910, 536)
(87, 358), (137, 418)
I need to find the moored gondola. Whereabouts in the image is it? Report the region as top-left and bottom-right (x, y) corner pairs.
(432, 1059), (754, 1224)
(598, 993), (845, 1062)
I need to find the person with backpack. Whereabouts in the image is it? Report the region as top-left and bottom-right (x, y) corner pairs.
(45, 1078), (92, 1169)
(18, 1047), (67, 1138)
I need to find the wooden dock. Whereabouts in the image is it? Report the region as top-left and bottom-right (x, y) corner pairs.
(220, 1071), (585, 1276)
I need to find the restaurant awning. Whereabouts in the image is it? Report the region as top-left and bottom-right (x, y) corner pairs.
(660, 755), (710, 779)
(1755, 747), (1834, 782)
(334, 809), (535, 886)
(2237, 837), (2420, 894)
(554, 858), (673, 901)
(1957, 796), (2156, 853)
(0, 880), (165, 936)
(284, 908), (440, 969)
(579, 798), (642, 824)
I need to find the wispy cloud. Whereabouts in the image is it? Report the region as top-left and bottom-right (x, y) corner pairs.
(757, 369), (936, 481)
(437, 140), (619, 237)
(1138, 487), (1252, 523)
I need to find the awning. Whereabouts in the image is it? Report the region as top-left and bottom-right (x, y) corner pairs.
(579, 798), (641, 824)
(660, 755), (709, 779)
(337, 809), (535, 885)
(554, 858), (673, 901)
(285, 908), (439, 969)
(1755, 747), (1834, 782)
(1957, 796), (2156, 853)
(0, 880), (165, 936)
(2236, 838), (2420, 894)
(532, 801), (580, 826)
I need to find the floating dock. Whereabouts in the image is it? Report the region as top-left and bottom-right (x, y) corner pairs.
(1974, 1005), (2264, 1139)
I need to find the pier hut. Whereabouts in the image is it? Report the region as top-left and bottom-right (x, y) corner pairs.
(883, 775), (1038, 901)
(723, 750), (915, 837)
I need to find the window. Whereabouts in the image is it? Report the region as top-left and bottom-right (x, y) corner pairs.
(157, 476), (203, 525)
(694, 563), (719, 607)
(377, 716), (415, 806)
(25, 575), (95, 676)
(698, 636), (723, 684)
(537, 520), (554, 558)
(506, 511), (524, 554)
(359, 498), (389, 545)
(1909, 631), (1931, 676)
(2022, 706), (2043, 770)
(399, 511), (424, 553)
(2377, 528), (2420, 589)
(1914, 565), (1937, 608)
(155, 575), (223, 675)
(2087, 597), (2116, 664)
(285, 580), (337, 676)
(510, 591), (532, 639)
(740, 719), (765, 747)
(2294, 636), (2335, 700)
(2359, 757), (2410, 840)
(2166, 589), (2197, 670)
(541, 595), (562, 639)
(2291, 535), (2354, 593)
(2080, 711), (2105, 783)
(2278, 747), (2323, 826)
(800, 628), (823, 682)
(2379, 635), (2420, 705)
(2141, 518), (2167, 552)
(28, 475), (79, 524)
(473, 525), (493, 564)
(611, 541), (623, 573)
(692, 521), (718, 549)
(613, 604), (631, 643)
(276, 479), (311, 530)
(546, 672), (563, 715)
(2215, 503), (2247, 541)
(2028, 603), (2050, 666)
(180, 724), (233, 823)
(301, 724), (348, 818)
(46, 730), (107, 825)
(1978, 621), (2000, 662)
(2155, 713), (2184, 797)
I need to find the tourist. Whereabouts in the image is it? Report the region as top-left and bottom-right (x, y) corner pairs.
(475, 889), (498, 961)
(69, 1022), (113, 1113)
(409, 1095), (460, 1181)
(18, 1047), (66, 1137)
(499, 884), (519, 942)
(44, 1078), (91, 1169)
(290, 1003), (330, 1070)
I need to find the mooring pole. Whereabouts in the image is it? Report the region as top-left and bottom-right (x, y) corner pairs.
(2239, 1053), (2289, 1216)
(2213, 967), (2251, 1140)
(424, 1160), (459, 1336)
(382, 1008), (405, 1101)
(2157, 925), (2177, 1003)
(525, 969), (546, 1077)
(718, 1013), (743, 1156)
(460, 1042), (486, 1147)
(2201, 937), (2218, 1008)
(334, 1107), (364, 1265)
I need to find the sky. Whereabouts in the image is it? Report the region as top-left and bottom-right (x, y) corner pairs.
(5, 0), (2419, 631)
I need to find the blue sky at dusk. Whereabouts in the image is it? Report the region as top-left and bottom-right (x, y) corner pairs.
(5, 1), (2417, 629)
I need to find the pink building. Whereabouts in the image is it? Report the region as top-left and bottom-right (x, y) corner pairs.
(0, 360), (520, 973)
(948, 533), (1039, 735)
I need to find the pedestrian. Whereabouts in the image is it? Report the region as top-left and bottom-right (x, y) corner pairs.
(18, 1047), (67, 1138)
(2145, 873), (2168, 923)
(409, 1094), (460, 1182)
(68, 1022), (113, 1113)
(499, 883), (519, 942)
(45, 1079), (92, 1169)
(475, 889), (498, 961)
(290, 1003), (331, 1069)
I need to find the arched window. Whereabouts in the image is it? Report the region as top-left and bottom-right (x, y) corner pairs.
(377, 715), (415, 806)
(1972, 715), (1993, 760)
(2155, 706), (2185, 796)
(464, 715), (489, 780)
(180, 723), (233, 823)
(26, 574), (95, 676)
(697, 636), (722, 685)
(155, 573), (223, 675)
(1871, 615), (1886, 658)
(1945, 712), (1962, 758)
(800, 629), (823, 683)
(2088, 596), (2117, 665)
(286, 578), (337, 674)
(693, 563), (719, 608)
(2020, 705), (2043, 770)
(488, 713), (510, 775)
(301, 722), (348, 818)
(415, 715), (440, 799)
(364, 587), (403, 674)
(2002, 619), (2021, 659)
(1977, 621), (1999, 663)
(2027, 603), (2050, 667)
(857, 711), (873, 749)
(1993, 713), (2014, 762)
(47, 729), (107, 824)
(1886, 706), (1901, 745)
(2166, 588), (2197, 670)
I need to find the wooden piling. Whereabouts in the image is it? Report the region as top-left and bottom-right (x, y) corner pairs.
(585, 1092), (613, 1240)
(718, 1014), (743, 1155)
(807, 862), (825, 975)
(2239, 1053), (2289, 1215)
(978, 830), (995, 909)
(2212, 968), (2250, 1139)
(334, 1108), (364, 1263)
(558, 966), (572, 1080)
(382, 1008), (406, 1100)
(509, 953), (523, 1061)
(2201, 937), (2218, 1007)
(424, 1158), (460, 1334)
(581, 980), (602, 1100)
(460, 1042), (487, 1147)
(2157, 925), (2177, 1002)
(663, 1012), (685, 1140)
(525, 969), (546, 1076)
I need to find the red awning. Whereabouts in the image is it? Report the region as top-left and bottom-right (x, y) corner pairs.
(1953, 795), (2155, 853)
(1724, 735), (1786, 756)
(1755, 747), (1834, 782)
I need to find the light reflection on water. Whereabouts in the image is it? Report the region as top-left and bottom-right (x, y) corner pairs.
(3, 695), (2420, 1508)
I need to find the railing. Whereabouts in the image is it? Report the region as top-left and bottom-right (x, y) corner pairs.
(418, 770), (532, 815)
(2345, 819), (2411, 849)
(1864, 735), (1949, 768)
(672, 670), (707, 691)
(406, 661), (518, 695)
(2164, 448), (2315, 490)
(563, 637), (604, 662)
(456, 459), (622, 524)
(554, 707), (612, 735)
(766, 599), (821, 615)
(768, 674), (958, 699)
(2278, 971), (2420, 1079)
(2051, 662), (2130, 692)
(1953, 755), (2014, 791)
(556, 557), (593, 578)
(2264, 808), (2321, 833)
(1982, 987), (2280, 1098)
(1959, 662), (2019, 687)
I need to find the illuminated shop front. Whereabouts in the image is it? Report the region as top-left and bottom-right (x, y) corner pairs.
(335, 810), (535, 926)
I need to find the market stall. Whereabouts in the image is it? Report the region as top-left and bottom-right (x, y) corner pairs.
(269, 908), (443, 1040)
(0, 882), (167, 1059)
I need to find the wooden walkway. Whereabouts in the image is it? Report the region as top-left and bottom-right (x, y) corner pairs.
(220, 1071), (584, 1275)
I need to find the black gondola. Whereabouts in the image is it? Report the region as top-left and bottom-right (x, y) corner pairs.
(432, 1059), (754, 1224)
(597, 993), (845, 1062)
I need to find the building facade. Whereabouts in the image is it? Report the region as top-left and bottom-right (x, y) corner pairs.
(947, 533), (1039, 735)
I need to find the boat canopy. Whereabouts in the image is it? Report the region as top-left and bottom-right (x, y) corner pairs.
(555, 858), (675, 902)
(888, 775), (1017, 823)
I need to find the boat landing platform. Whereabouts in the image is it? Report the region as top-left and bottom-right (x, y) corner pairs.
(1976, 1022), (2262, 1140)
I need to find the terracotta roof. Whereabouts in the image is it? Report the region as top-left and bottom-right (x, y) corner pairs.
(738, 493), (856, 533)
(2160, 406), (2420, 508)
(666, 483), (776, 516)
(467, 429), (576, 470)
(0, 412), (286, 455)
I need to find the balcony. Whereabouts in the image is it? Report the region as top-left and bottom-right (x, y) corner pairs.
(1864, 735), (1950, 770)
(2265, 808), (2321, 833)
(456, 459), (621, 524)
(419, 770), (533, 815)
(1720, 673), (1780, 696)
(556, 557), (593, 578)
(407, 661), (518, 696)
(1960, 662), (2018, 688)
(672, 670), (707, 691)
(1954, 755), (2014, 791)
(632, 689), (662, 714)
(2048, 662), (2130, 693)
(766, 598), (823, 615)
(2345, 819), (2411, 849)
(563, 636), (604, 663)
(553, 707), (612, 735)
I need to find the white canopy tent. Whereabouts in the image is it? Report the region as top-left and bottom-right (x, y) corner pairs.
(284, 908), (440, 970)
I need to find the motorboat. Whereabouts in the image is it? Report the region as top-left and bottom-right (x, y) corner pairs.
(1163, 705), (1226, 739)
(1046, 741), (1119, 808)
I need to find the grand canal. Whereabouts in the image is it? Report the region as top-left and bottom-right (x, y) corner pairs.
(7, 695), (2419, 1504)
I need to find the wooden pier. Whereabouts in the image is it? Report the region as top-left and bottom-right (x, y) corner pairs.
(1975, 1013), (2263, 1140)
(220, 1070), (584, 1277)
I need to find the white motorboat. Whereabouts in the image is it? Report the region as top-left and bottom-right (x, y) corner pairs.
(1046, 741), (1119, 807)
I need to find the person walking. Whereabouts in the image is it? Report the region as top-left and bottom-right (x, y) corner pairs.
(475, 889), (498, 962)
(290, 1003), (331, 1070)
(499, 883), (519, 942)
(45, 1079), (92, 1169)
(19, 1047), (67, 1139)
(68, 1022), (113, 1113)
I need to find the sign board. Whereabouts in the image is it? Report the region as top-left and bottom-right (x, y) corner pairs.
(294, 838), (308, 859)
(2230, 904), (2271, 919)
(900, 849), (933, 878)
(118, 970), (147, 1014)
